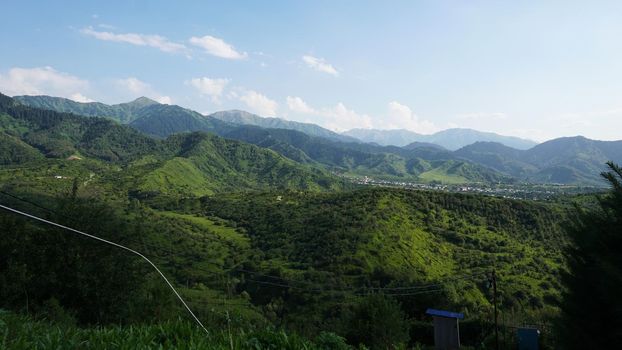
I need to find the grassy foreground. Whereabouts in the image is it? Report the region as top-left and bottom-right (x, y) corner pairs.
(0, 310), (353, 350)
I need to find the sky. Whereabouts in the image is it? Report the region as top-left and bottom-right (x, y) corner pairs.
(1, 1), (622, 142)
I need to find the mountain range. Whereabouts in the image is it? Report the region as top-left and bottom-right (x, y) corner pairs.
(11, 94), (622, 186)
(210, 109), (359, 143)
(16, 95), (534, 149)
(343, 127), (538, 150)
(13, 95), (158, 124)
(12, 95), (508, 184)
(456, 139), (622, 185)
(0, 93), (344, 195)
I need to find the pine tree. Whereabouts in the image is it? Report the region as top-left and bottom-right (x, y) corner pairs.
(559, 162), (622, 348)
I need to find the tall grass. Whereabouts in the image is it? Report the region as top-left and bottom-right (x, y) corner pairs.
(0, 310), (351, 349)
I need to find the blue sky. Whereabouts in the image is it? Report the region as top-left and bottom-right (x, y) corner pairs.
(1, 1), (622, 141)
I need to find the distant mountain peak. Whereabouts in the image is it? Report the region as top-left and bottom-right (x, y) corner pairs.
(344, 127), (537, 150)
(209, 110), (359, 143)
(123, 96), (159, 108)
(458, 141), (519, 151)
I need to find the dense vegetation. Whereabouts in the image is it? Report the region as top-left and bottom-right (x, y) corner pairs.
(129, 104), (234, 138)
(17, 94), (622, 186)
(0, 181), (570, 348)
(0, 311), (352, 350)
(198, 188), (567, 340)
(0, 93), (344, 194)
(559, 162), (622, 348)
(14, 95), (160, 124)
(2, 92), (618, 348)
(457, 138), (622, 185)
(11, 94), (514, 184)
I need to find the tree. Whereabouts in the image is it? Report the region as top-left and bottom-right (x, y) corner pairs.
(345, 294), (410, 349)
(0, 198), (174, 324)
(559, 162), (622, 348)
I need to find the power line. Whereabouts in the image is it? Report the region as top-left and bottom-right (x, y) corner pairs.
(117, 239), (481, 296)
(0, 190), (490, 296)
(0, 189), (76, 222)
(0, 203), (210, 336)
(125, 239), (488, 294)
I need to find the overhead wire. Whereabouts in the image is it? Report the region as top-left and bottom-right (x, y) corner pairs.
(0, 189), (490, 298)
(1, 189), (487, 293)
(0, 203), (210, 335)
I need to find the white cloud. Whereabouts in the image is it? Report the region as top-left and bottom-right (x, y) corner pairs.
(286, 96), (316, 114)
(386, 101), (438, 133)
(116, 77), (172, 104)
(321, 103), (372, 131)
(0, 66), (91, 101)
(239, 90), (278, 116)
(283, 97), (438, 133)
(70, 93), (94, 103)
(81, 27), (187, 54)
(188, 77), (230, 103)
(155, 96), (172, 104)
(284, 96), (370, 131)
(302, 55), (339, 76)
(189, 35), (247, 60)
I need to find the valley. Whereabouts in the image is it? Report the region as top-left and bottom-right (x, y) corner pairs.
(0, 92), (617, 349)
(4, 3), (621, 348)
(14, 94), (622, 187)
(348, 175), (601, 201)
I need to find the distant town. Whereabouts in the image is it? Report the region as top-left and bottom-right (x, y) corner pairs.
(347, 175), (603, 201)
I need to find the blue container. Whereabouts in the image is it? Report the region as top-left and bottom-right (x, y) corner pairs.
(517, 327), (539, 350)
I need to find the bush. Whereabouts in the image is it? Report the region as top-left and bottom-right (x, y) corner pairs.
(315, 331), (351, 350)
(344, 294), (410, 349)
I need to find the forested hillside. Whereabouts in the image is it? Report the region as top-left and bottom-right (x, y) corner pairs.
(210, 109), (358, 143)
(221, 125), (509, 184)
(18, 94), (622, 186)
(0, 180), (570, 348)
(11, 94), (514, 184)
(457, 138), (622, 185)
(344, 127), (537, 150)
(14, 95), (159, 123)
(0, 91), (609, 348)
(0, 93), (344, 194)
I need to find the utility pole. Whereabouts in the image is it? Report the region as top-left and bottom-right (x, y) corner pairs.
(492, 269), (499, 350)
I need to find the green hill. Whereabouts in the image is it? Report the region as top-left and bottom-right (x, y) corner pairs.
(0, 184), (570, 348)
(457, 138), (622, 186)
(222, 126), (508, 183)
(196, 186), (568, 341)
(0, 93), (344, 195)
(455, 141), (539, 178)
(0, 129), (43, 165)
(0, 92), (581, 346)
(345, 127), (538, 150)
(14, 95), (159, 123)
(210, 109), (359, 143)
(13, 94), (511, 185)
(129, 104), (235, 138)
(131, 132), (343, 196)
(16, 94), (622, 186)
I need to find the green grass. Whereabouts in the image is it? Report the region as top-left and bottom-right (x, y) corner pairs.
(418, 168), (469, 184)
(366, 196), (456, 279)
(201, 188), (568, 323)
(0, 310), (350, 350)
(139, 157), (216, 196)
(159, 211), (250, 248)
